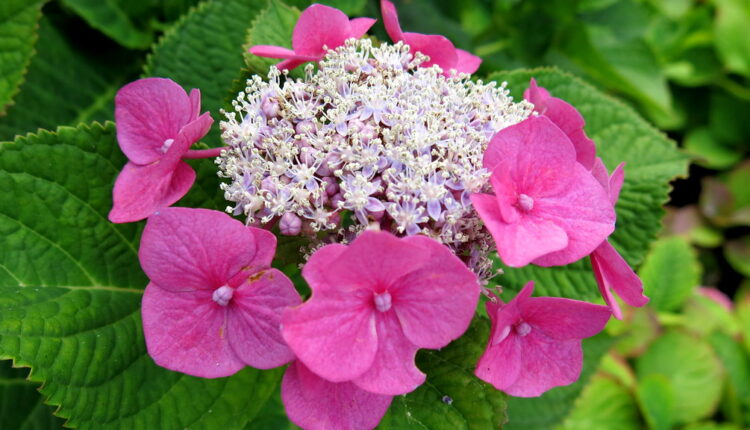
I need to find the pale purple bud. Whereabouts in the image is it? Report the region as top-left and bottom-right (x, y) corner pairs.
(261, 97), (279, 118)
(279, 213), (302, 235)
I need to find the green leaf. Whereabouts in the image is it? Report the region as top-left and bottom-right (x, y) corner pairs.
(502, 333), (614, 430)
(0, 0), (43, 115)
(377, 317), (506, 430)
(725, 236), (750, 278)
(714, 0), (750, 77)
(635, 331), (724, 424)
(635, 374), (674, 430)
(60, 0), (154, 49)
(709, 331), (750, 426)
(145, 0), (266, 144)
(560, 375), (640, 430)
(487, 68), (688, 299)
(315, 0), (366, 15)
(0, 360), (65, 429)
(0, 16), (137, 141)
(0, 122), (281, 429)
(638, 236), (701, 312)
(243, 0), (300, 76)
(684, 127), (742, 169)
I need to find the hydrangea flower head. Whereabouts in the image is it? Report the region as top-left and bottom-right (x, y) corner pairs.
(280, 230), (480, 395)
(524, 78), (596, 169)
(475, 282), (611, 397)
(219, 39), (532, 280)
(139, 207), (301, 377)
(109, 78), (213, 223)
(249, 3), (375, 71)
(380, 0), (481, 75)
(282, 360), (393, 430)
(589, 158), (648, 319)
(471, 116), (615, 267)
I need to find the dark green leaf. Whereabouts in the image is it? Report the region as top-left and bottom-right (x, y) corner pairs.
(0, 0), (43, 115)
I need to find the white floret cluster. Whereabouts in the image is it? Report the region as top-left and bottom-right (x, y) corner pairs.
(218, 38), (532, 279)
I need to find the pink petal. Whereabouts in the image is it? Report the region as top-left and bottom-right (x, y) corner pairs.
(276, 58), (309, 71)
(320, 230), (429, 292)
(591, 250), (622, 319)
(590, 157), (610, 191)
(226, 268), (301, 369)
(524, 78), (596, 169)
(472, 192), (569, 267)
(403, 32), (458, 70)
(108, 159), (195, 224)
(292, 4), (352, 57)
(141, 283), (244, 378)
(520, 296), (611, 340)
(531, 162), (615, 266)
(138, 207), (275, 292)
(591, 240), (648, 313)
(393, 235), (479, 349)
(349, 17), (376, 38)
(502, 331), (583, 397)
(453, 49), (482, 74)
(282, 361), (393, 430)
(281, 287), (378, 382)
(301, 243), (348, 291)
(475, 331), (523, 392)
(609, 162), (625, 205)
(381, 0), (405, 42)
(188, 88), (201, 121)
(115, 78), (195, 165)
(249, 45), (299, 59)
(352, 311), (425, 395)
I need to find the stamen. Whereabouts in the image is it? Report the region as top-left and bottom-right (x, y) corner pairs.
(161, 138), (174, 153)
(212, 285), (234, 306)
(374, 291), (392, 312)
(515, 322), (532, 336)
(517, 194), (534, 212)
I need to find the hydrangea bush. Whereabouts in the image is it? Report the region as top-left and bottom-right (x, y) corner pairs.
(0, 0), (689, 429)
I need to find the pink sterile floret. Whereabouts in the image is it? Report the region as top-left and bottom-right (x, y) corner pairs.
(109, 78), (213, 224)
(282, 360), (393, 430)
(381, 0), (481, 75)
(139, 207), (301, 378)
(589, 158), (648, 319)
(281, 230), (480, 395)
(475, 281), (611, 397)
(524, 78), (596, 170)
(471, 116), (615, 268)
(249, 4), (376, 71)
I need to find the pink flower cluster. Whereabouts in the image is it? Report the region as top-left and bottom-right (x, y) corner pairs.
(107, 2), (650, 429)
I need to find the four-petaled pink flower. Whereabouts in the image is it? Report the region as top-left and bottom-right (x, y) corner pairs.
(589, 158), (648, 319)
(524, 78), (596, 170)
(381, 0), (481, 75)
(249, 4), (376, 71)
(282, 360), (393, 430)
(471, 116), (615, 268)
(139, 207), (301, 378)
(475, 282), (611, 397)
(110, 78), (215, 223)
(281, 230), (480, 395)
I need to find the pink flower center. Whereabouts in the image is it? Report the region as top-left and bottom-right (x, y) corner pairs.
(161, 138), (175, 153)
(517, 194), (534, 212)
(374, 291), (392, 312)
(515, 321), (532, 336)
(212, 285), (234, 306)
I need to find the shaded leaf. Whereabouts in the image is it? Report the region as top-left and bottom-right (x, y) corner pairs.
(0, 0), (43, 115)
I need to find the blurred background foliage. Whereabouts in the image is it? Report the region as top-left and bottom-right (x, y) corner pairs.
(1, 0), (749, 429)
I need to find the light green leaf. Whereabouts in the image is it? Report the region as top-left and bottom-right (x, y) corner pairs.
(502, 333), (614, 430)
(684, 127), (742, 169)
(145, 0), (267, 143)
(0, 0), (43, 115)
(635, 374), (674, 430)
(636, 331), (724, 424)
(0, 16), (137, 141)
(0, 122), (281, 429)
(638, 236), (701, 312)
(60, 0), (154, 49)
(560, 375), (640, 430)
(377, 317), (506, 430)
(243, 0), (300, 76)
(487, 68), (688, 299)
(714, 0), (750, 77)
(0, 360), (65, 429)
